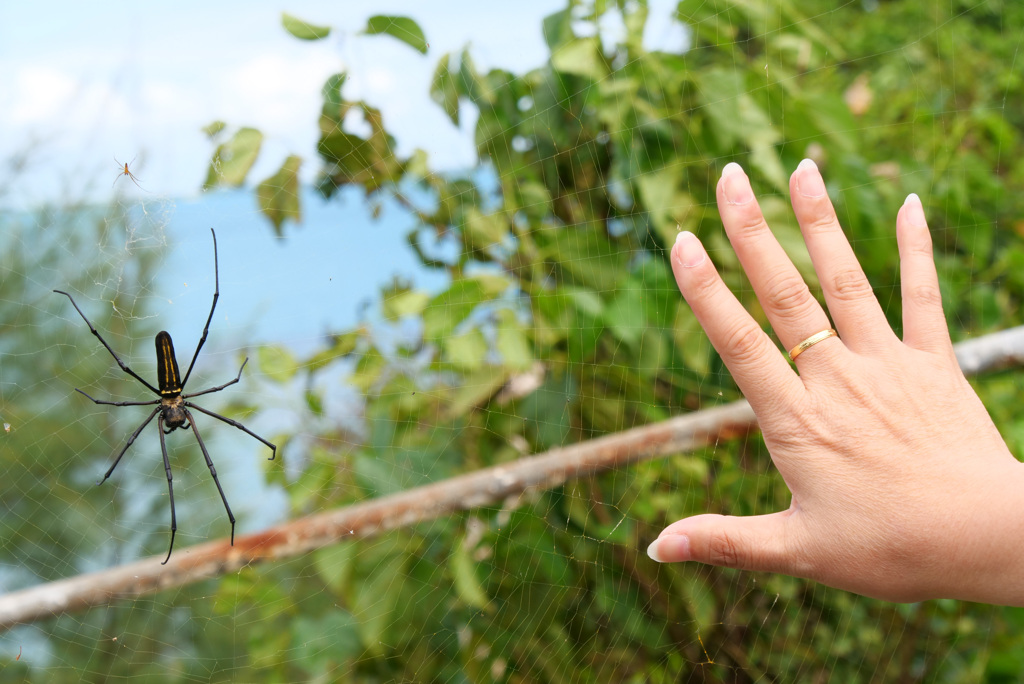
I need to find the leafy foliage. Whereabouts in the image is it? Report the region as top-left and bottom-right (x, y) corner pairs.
(202, 126), (264, 190)
(281, 12), (331, 41)
(195, 0), (1024, 680)
(363, 15), (429, 54)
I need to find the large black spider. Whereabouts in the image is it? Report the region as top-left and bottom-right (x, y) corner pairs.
(55, 228), (276, 564)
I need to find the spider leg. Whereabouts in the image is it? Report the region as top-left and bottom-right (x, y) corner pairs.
(184, 357), (247, 399)
(97, 406), (161, 486)
(157, 414), (177, 565)
(163, 419), (190, 434)
(111, 157), (124, 188)
(184, 409), (235, 546)
(112, 156), (144, 189)
(186, 402), (277, 461)
(180, 229), (219, 389)
(76, 388), (159, 407)
(54, 290), (162, 396)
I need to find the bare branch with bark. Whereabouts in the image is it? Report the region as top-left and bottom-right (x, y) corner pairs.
(2, 325), (1022, 631)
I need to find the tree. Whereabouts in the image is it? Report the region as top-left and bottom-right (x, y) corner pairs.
(196, 2), (1024, 679)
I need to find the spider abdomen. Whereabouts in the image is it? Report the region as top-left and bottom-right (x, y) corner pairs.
(156, 331), (182, 396)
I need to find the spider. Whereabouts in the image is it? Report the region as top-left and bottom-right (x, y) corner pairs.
(55, 229), (276, 564)
(113, 156), (143, 189)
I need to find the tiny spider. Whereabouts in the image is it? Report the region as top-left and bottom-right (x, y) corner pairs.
(55, 229), (276, 564)
(113, 156), (143, 189)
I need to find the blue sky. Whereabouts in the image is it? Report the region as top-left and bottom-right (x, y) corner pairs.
(1, 0), (683, 207)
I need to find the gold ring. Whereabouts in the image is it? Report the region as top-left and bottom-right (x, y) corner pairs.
(788, 329), (838, 361)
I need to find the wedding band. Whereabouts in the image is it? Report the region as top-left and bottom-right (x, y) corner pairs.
(788, 329), (838, 361)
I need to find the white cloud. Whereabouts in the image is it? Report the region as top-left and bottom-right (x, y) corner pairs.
(222, 51), (340, 134)
(0, 0), (607, 204)
(7, 66), (78, 126)
(140, 81), (194, 124)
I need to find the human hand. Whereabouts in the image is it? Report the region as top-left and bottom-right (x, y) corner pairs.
(646, 160), (1024, 605)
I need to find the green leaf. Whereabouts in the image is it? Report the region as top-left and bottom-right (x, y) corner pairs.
(519, 374), (574, 449)
(593, 575), (668, 648)
(421, 278), (487, 343)
(363, 15), (428, 54)
(760, 196), (817, 288)
(513, 181), (553, 222)
(444, 328), (487, 371)
(293, 610), (361, 674)
(542, 8), (573, 50)
(673, 304), (712, 376)
(446, 367), (509, 419)
(551, 36), (607, 80)
(622, 0), (649, 52)
(474, 272), (513, 298)
(282, 12), (331, 41)
(540, 227), (626, 290)
(203, 127), (263, 189)
(568, 311), (602, 361)
(406, 147), (430, 179)
(313, 543), (356, 596)
(353, 452), (406, 496)
(698, 68), (786, 191)
(567, 288), (604, 318)
(430, 53), (460, 125)
(636, 169), (697, 245)
(496, 311), (533, 370)
(316, 103), (405, 191)
(304, 390), (323, 417)
(604, 285), (645, 347)
(321, 72), (347, 112)
(258, 345), (299, 382)
(382, 289), (430, 321)
(671, 454), (710, 484)
(687, 574), (719, 628)
(450, 538), (491, 611)
(348, 347), (384, 392)
(352, 551), (406, 653)
(464, 207), (509, 251)
(201, 120), (225, 138)
(303, 330), (361, 376)
(456, 50), (492, 105)
(636, 330), (669, 380)
(257, 155), (302, 236)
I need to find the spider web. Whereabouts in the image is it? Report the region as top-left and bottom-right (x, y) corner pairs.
(2, 2), (1024, 682)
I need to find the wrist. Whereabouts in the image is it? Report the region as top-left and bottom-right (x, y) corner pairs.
(947, 458), (1024, 606)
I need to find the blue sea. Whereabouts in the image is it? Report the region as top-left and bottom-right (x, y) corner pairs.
(154, 186), (449, 352)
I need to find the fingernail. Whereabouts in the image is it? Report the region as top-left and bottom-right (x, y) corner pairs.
(673, 231), (706, 268)
(721, 163), (753, 205)
(903, 193), (926, 227)
(647, 534), (690, 563)
(796, 158), (827, 198)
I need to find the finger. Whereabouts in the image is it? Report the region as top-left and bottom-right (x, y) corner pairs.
(716, 163), (840, 364)
(789, 159), (897, 352)
(670, 231), (804, 408)
(896, 193), (952, 354)
(646, 511), (806, 576)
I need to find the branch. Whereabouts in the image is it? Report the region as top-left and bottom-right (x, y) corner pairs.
(2, 325), (1023, 630)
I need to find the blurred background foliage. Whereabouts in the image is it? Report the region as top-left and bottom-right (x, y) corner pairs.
(4, 0), (1024, 681)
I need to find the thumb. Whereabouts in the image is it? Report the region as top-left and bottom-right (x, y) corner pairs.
(646, 511), (802, 574)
